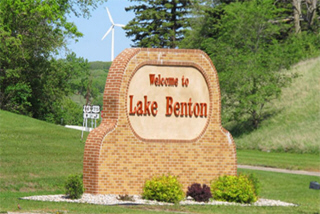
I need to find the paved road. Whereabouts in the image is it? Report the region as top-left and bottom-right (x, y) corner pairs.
(238, 165), (320, 177)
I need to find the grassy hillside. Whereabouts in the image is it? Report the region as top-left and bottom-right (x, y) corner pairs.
(0, 110), (86, 192)
(234, 57), (320, 154)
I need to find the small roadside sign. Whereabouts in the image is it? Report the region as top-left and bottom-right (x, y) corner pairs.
(81, 105), (101, 140)
(83, 113), (100, 119)
(92, 105), (100, 113)
(83, 105), (92, 113)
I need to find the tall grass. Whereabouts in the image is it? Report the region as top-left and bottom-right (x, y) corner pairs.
(235, 57), (320, 154)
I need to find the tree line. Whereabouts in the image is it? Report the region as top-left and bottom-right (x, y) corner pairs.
(1, 0), (319, 131)
(0, 0), (108, 125)
(125, 0), (320, 132)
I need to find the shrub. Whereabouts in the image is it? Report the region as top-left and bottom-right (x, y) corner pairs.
(211, 174), (257, 204)
(142, 174), (185, 203)
(65, 174), (84, 199)
(247, 173), (260, 196)
(186, 183), (212, 202)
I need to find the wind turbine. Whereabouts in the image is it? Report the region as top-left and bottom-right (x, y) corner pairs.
(101, 7), (125, 61)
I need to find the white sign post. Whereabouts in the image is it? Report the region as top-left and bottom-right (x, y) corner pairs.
(91, 105), (100, 128)
(81, 105), (100, 140)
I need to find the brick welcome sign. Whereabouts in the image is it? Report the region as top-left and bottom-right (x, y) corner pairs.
(83, 48), (237, 194)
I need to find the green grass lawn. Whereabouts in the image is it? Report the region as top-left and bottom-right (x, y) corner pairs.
(1, 170), (319, 214)
(0, 110), (87, 193)
(1, 110), (320, 213)
(237, 150), (320, 171)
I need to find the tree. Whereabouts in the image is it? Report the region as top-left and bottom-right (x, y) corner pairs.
(182, 0), (319, 131)
(0, 0), (106, 122)
(180, 1), (226, 49)
(124, 0), (193, 48)
(184, 0), (294, 130)
(216, 0), (294, 129)
(292, 0), (319, 33)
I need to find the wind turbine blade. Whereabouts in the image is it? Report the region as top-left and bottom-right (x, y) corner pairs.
(106, 7), (114, 25)
(101, 26), (113, 40)
(115, 24), (125, 28)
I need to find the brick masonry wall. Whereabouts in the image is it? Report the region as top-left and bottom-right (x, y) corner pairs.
(83, 48), (237, 195)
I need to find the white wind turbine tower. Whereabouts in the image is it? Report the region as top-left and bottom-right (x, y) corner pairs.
(101, 7), (125, 61)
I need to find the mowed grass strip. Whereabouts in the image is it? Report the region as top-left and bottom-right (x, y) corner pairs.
(237, 150), (320, 171)
(1, 170), (319, 214)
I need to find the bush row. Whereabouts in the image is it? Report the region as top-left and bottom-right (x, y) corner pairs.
(143, 173), (260, 204)
(64, 173), (260, 204)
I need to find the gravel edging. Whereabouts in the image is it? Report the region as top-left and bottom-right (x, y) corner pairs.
(20, 194), (297, 207)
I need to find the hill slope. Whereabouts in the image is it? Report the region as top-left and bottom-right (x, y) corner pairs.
(0, 110), (86, 192)
(235, 57), (320, 154)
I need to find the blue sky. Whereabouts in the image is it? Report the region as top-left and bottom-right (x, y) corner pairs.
(65, 0), (135, 62)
